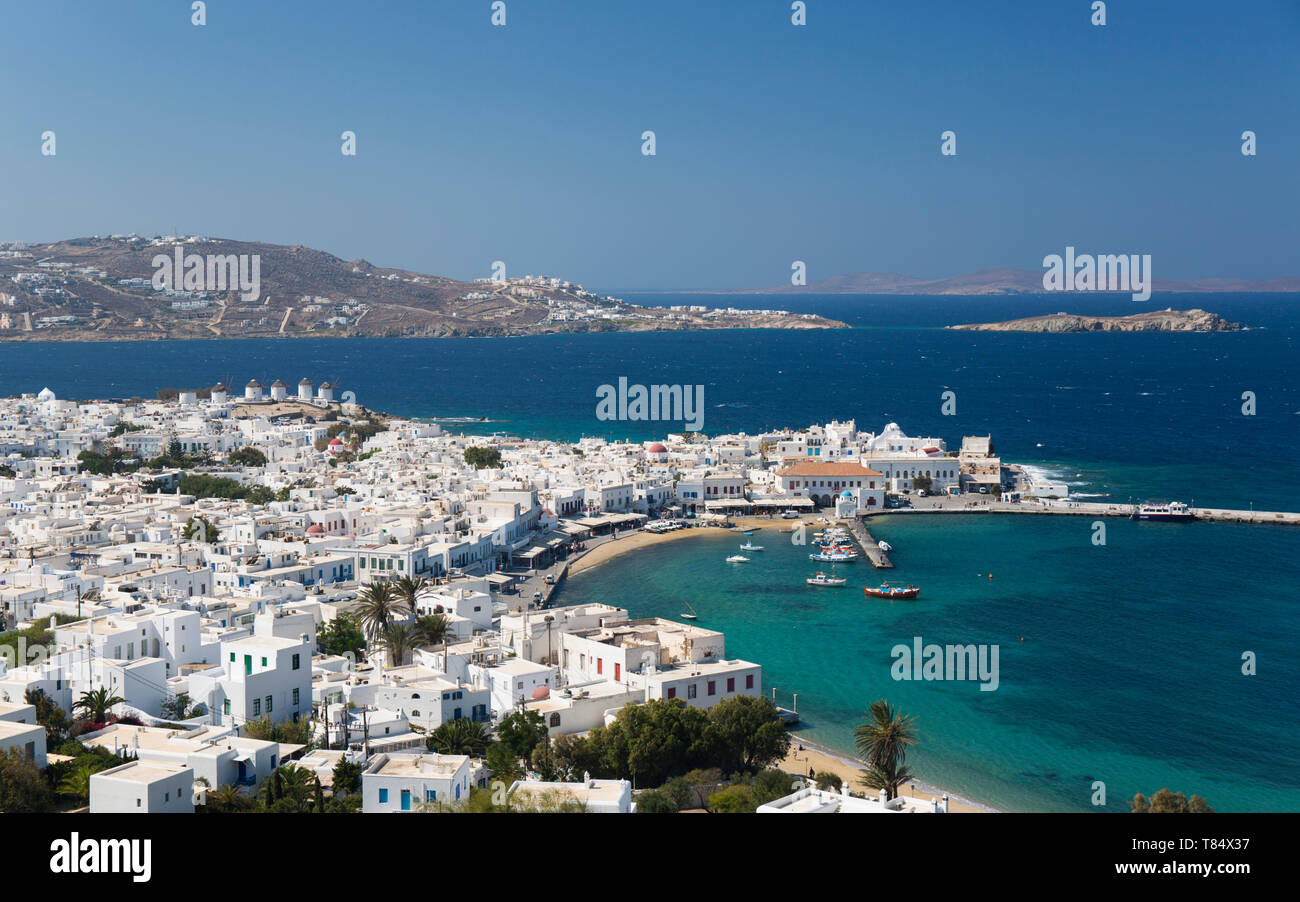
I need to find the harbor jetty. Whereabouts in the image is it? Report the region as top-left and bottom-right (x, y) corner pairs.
(843, 518), (894, 568)
(874, 496), (1300, 526)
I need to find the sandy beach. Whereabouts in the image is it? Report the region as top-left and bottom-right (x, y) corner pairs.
(779, 736), (994, 813)
(565, 518), (807, 576)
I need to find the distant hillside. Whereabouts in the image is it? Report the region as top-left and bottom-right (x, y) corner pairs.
(735, 268), (1300, 295)
(947, 308), (1244, 333)
(0, 236), (845, 341)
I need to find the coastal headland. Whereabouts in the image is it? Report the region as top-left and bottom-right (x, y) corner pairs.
(0, 236), (846, 341)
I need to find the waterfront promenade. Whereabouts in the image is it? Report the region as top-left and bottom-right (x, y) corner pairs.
(875, 494), (1300, 526)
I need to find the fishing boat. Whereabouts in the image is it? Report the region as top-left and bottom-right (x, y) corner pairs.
(806, 571), (847, 587)
(726, 554), (750, 563)
(809, 550), (856, 562)
(1131, 500), (1197, 522)
(864, 581), (920, 600)
(680, 602), (698, 620)
(739, 541), (764, 551)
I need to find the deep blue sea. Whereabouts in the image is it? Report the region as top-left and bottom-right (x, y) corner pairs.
(4, 292), (1294, 509)
(2, 292), (1297, 811)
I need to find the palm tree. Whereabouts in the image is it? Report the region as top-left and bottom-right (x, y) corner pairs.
(356, 580), (399, 641)
(379, 623), (416, 669)
(426, 718), (491, 757)
(268, 765), (316, 812)
(853, 698), (918, 801)
(412, 613), (450, 649)
(392, 575), (429, 618)
(74, 687), (125, 724)
(203, 783), (254, 813)
(57, 760), (103, 803)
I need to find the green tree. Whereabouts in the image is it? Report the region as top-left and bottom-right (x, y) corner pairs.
(751, 768), (797, 805)
(57, 759), (109, 803)
(463, 446), (503, 469)
(633, 789), (678, 813)
(317, 613), (366, 659)
(426, 718), (491, 757)
(261, 765), (317, 813)
(496, 710), (549, 766)
(332, 758), (362, 795)
(559, 698), (713, 787)
(531, 738), (563, 782)
(815, 771), (843, 792)
(391, 575), (428, 619)
(228, 446), (268, 467)
(378, 623), (416, 668)
(704, 695), (790, 774)
(201, 783), (257, 813)
(74, 687), (125, 724)
(24, 688), (70, 745)
(853, 699), (918, 801)
(706, 784), (757, 813)
(412, 613), (450, 649)
(0, 748), (55, 812)
(356, 580), (399, 642)
(485, 742), (522, 784)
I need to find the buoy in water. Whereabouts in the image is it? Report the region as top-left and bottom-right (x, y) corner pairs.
(988, 573), (994, 580)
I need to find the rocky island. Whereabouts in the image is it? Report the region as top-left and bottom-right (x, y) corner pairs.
(947, 308), (1243, 333)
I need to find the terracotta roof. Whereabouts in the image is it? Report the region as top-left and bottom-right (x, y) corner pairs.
(777, 461), (884, 477)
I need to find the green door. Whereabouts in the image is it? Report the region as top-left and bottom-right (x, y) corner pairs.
(244, 654), (252, 676)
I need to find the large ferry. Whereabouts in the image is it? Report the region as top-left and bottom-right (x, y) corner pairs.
(1131, 500), (1197, 522)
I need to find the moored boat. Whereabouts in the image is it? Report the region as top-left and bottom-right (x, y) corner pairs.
(806, 571), (847, 587)
(1131, 500), (1197, 522)
(864, 581), (920, 600)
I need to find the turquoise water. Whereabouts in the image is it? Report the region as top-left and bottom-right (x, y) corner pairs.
(557, 515), (1300, 812)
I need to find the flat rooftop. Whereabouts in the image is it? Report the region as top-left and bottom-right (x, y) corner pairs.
(367, 752), (468, 779)
(93, 759), (192, 785)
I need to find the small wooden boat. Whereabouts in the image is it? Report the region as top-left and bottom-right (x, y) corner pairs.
(680, 602), (698, 620)
(864, 581), (920, 600)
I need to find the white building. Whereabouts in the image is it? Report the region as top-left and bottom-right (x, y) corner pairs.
(361, 752), (472, 812)
(89, 760), (196, 813)
(190, 633), (312, 730)
(509, 776), (632, 813)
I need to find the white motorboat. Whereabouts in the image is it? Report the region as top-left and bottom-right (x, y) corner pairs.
(878, 540), (892, 552)
(726, 554), (750, 563)
(806, 564), (846, 587)
(739, 542), (764, 551)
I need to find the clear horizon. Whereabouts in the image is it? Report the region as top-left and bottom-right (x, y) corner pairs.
(3, 0), (1298, 289)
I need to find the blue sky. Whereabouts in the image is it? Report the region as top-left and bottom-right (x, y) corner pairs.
(2, 0), (1297, 289)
